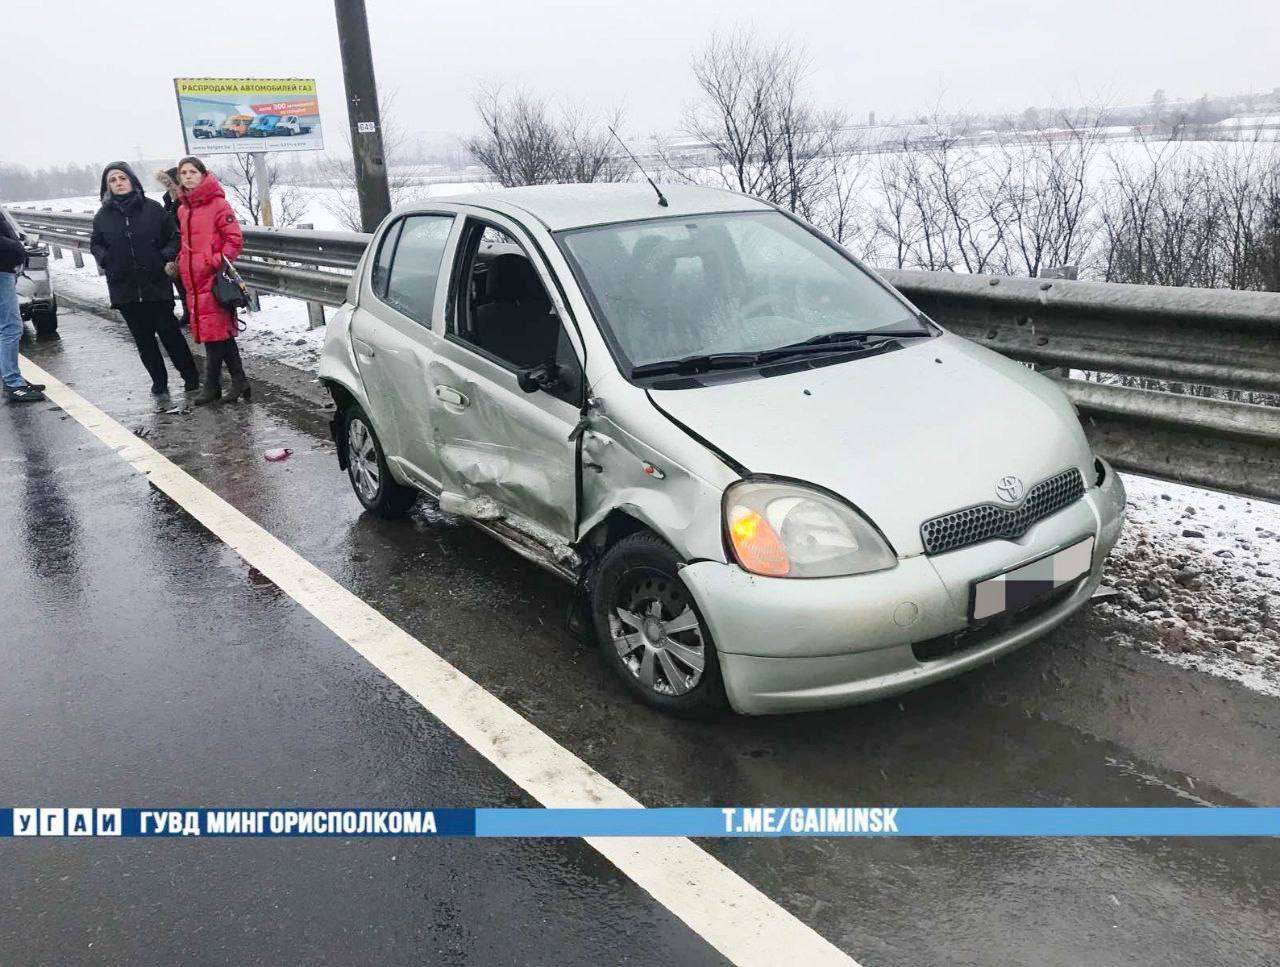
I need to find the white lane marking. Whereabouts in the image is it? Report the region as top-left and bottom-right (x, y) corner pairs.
(20, 356), (859, 967)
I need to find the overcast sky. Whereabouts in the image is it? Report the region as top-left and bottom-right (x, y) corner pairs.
(5, 0), (1278, 168)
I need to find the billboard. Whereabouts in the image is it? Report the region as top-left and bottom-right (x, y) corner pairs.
(174, 78), (324, 156)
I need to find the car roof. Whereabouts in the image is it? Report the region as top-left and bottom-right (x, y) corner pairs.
(426, 183), (774, 232)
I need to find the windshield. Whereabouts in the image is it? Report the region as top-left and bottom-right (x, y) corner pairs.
(558, 211), (927, 372)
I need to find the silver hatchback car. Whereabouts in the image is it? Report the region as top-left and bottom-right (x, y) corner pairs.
(319, 184), (1125, 716)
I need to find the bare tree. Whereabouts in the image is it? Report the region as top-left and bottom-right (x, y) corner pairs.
(1251, 163), (1280, 292)
(465, 87), (628, 187)
(802, 133), (870, 249)
(680, 30), (848, 222)
(315, 91), (418, 232)
(557, 105), (630, 184)
(468, 88), (563, 187)
(1095, 143), (1224, 288)
(218, 153), (309, 227)
(996, 111), (1106, 276)
(873, 141), (924, 269)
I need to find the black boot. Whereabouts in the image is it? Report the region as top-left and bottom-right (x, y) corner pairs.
(193, 381), (222, 406)
(221, 339), (251, 402)
(195, 342), (223, 406)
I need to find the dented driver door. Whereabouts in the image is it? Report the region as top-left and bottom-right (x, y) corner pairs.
(426, 214), (584, 545)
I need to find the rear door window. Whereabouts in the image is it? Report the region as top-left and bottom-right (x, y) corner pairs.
(370, 219), (403, 299)
(380, 215), (454, 326)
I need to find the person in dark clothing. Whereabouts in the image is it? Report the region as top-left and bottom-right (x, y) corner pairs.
(155, 167), (189, 328)
(0, 211), (46, 402)
(89, 161), (199, 396)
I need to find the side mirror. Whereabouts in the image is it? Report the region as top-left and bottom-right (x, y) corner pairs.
(518, 362), (562, 394)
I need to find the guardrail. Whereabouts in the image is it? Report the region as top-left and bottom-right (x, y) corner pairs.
(9, 208), (359, 316)
(9, 206), (1280, 501)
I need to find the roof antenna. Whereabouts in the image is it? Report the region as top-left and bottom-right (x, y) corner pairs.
(609, 126), (668, 207)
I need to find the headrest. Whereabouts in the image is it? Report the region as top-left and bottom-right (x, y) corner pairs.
(486, 253), (545, 303)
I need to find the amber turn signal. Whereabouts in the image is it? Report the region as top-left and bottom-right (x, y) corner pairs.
(728, 507), (791, 577)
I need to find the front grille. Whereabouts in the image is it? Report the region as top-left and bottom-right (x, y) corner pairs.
(911, 581), (1082, 663)
(920, 469), (1085, 556)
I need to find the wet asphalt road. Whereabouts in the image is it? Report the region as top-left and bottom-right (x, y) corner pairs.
(3, 308), (1279, 966)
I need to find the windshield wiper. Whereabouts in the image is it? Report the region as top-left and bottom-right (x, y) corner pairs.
(791, 328), (929, 348)
(755, 328), (928, 364)
(631, 352), (760, 379)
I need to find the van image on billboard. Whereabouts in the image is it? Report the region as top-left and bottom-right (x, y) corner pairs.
(274, 115), (313, 137)
(192, 116), (223, 139)
(221, 114), (254, 138)
(248, 114), (282, 137)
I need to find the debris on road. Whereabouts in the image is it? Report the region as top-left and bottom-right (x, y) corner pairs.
(1094, 475), (1280, 695)
(263, 447), (293, 462)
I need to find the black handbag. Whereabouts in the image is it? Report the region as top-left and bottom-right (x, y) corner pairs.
(0, 235), (25, 273)
(212, 256), (251, 311)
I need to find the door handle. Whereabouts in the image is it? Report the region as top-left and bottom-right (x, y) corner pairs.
(435, 386), (469, 407)
(353, 338), (376, 359)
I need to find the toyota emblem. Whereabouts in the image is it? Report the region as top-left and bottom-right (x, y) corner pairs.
(995, 475), (1025, 503)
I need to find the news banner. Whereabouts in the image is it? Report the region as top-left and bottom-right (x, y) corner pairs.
(4, 807), (1279, 838)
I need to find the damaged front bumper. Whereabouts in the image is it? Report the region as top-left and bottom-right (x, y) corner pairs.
(681, 465), (1126, 715)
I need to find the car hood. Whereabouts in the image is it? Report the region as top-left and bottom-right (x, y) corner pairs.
(647, 334), (1094, 557)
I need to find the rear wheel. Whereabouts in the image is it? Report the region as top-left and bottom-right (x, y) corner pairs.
(590, 532), (727, 717)
(344, 404), (417, 518)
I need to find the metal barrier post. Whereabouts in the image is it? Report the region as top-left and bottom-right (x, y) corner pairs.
(72, 246), (84, 269)
(295, 224), (327, 329)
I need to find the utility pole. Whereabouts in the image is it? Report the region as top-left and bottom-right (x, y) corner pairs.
(333, 0), (391, 232)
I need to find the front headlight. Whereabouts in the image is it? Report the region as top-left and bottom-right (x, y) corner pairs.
(724, 480), (897, 578)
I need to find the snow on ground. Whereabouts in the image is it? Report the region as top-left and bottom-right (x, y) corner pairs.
(236, 294), (328, 370)
(40, 256), (1280, 698)
(1096, 475), (1280, 696)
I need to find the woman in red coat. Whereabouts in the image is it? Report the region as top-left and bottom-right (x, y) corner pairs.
(176, 156), (249, 405)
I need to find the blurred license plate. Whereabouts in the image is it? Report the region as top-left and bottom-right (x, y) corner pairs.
(26, 255), (47, 270)
(970, 537), (1094, 621)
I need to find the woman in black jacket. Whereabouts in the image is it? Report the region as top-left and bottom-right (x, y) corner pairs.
(90, 161), (199, 395)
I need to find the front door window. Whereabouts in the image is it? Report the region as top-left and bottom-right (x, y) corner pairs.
(448, 223), (583, 405)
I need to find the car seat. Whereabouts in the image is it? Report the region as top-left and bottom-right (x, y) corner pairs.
(473, 253), (560, 368)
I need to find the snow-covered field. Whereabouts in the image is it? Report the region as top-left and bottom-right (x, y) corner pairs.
(40, 252), (1280, 699)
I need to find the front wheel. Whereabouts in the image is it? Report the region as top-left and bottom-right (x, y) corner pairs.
(344, 405), (417, 518)
(590, 532), (727, 716)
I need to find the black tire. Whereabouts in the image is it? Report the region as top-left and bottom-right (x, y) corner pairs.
(343, 404), (418, 518)
(32, 308), (57, 338)
(590, 532), (727, 717)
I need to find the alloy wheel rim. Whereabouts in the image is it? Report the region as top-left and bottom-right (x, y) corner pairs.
(347, 419), (381, 501)
(609, 568), (706, 696)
